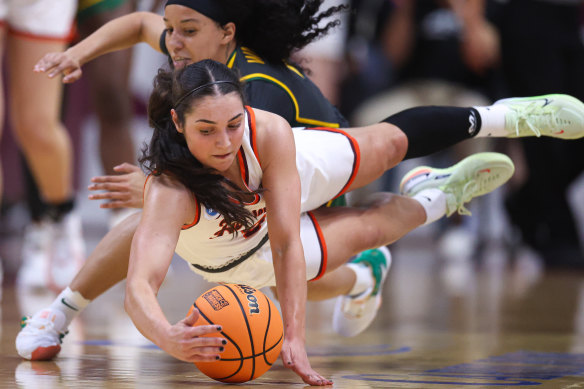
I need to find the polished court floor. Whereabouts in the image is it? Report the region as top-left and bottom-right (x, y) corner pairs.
(3, 227), (584, 388)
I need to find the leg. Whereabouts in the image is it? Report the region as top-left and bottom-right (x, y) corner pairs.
(309, 151), (515, 336)
(307, 193), (425, 300)
(78, 2), (136, 176)
(344, 92), (584, 196)
(0, 27), (5, 208)
(78, 2), (138, 228)
(70, 211), (139, 299)
(8, 36), (86, 291)
(7, 37), (73, 203)
(16, 212), (140, 360)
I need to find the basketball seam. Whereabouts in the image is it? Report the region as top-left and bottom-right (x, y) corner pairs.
(193, 302), (245, 381)
(225, 284), (257, 381)
(263, 293), (272, 366)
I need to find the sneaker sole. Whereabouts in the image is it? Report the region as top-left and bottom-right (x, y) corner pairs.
(400, 152), (515, 198)
(30, 345), (61, 361)
(496, 94), (584, 140)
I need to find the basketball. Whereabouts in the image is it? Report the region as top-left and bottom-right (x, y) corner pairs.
(188, 284), (284, 383)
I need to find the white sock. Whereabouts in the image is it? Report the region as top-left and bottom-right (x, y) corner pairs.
(346, 262), (374, 297)
(413, 188), (447, 225)
(474, 105), (509, 138)
(49, 287), (91, 327)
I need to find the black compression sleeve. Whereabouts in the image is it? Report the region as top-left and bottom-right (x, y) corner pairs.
(382, 106), (481, 160)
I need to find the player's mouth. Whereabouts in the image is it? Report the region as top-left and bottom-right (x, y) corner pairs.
(214, 152), (232, 160)
(172, 57), (190, 69)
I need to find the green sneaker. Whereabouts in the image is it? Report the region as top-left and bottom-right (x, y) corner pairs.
(495, 94), (584, 139)
(399, 152), (515, 216)
(332, 246), (391, 337)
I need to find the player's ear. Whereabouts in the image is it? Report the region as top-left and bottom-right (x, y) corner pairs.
(171, 109), (183, 134)
(221, 22), (235, 45)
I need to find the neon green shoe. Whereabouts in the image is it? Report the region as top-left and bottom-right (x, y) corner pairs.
(399, 152), (515, 216)
(495, 94), (584, 139)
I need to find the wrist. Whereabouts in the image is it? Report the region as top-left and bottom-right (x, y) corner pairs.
(65, 46), (84, 67)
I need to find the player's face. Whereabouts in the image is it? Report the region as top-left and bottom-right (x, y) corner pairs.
(173, 92), (245, 173)
(164, 5), (233, 69)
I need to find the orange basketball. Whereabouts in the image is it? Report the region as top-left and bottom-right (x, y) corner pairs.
(188, 283), (284, 383)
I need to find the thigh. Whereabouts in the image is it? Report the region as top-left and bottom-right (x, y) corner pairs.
(342, 123), (407, 191)
(7, 37), (66, 125)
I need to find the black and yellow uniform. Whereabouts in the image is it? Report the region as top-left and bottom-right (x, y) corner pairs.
(160, 37), (349, 205)
(227, 46), (349, 129)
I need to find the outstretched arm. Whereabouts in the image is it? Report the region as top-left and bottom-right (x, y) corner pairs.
(125, 175), (224, 361)
(255, 110), (332, 386)
(34, 11), (165, 83)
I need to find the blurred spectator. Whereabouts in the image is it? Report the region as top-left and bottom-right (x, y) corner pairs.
(76, 0), (138, 227)
(0, 0), (85, 291)
(294, 0), (350, 107)
(340, 0), (506, 260)
(498, 0), (584, 267)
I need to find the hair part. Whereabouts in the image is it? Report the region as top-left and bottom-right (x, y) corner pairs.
(142, 59), (260, 231)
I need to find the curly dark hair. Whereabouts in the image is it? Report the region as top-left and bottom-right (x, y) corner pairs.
(142, 59), (260, 230)
(169, 0), (348, 64)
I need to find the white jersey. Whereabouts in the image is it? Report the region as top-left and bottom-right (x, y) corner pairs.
(175, 106), (360, 288)
(175, 107), (268, 272)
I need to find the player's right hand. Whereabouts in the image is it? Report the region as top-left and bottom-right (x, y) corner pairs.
(34, 50), (83, 83)
(162, 308), (226, 363)
(89, 163), (146, 209)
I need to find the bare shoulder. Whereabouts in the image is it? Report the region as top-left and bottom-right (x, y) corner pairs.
(251, 108), (294, 150)
(146, 174), (191, 200)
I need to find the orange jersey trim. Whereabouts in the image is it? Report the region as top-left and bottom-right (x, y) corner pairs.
(307, 211), (327, 281)
(244, 106), (261, 166)
(309, 127), (360, 199)
(234, 148), (261, 205)
(8, 24), (77, 43)
(181, 197), (200, 229)
(144, 173), (201, 229)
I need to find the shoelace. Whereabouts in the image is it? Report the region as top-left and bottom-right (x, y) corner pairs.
(448, 179), (478, 216)
(509, 101), (558, 137)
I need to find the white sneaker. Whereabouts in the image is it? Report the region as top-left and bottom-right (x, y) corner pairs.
(17, 222), (52, 290)
(332, 246), (392, 337)
(495, 94), (584, 139)
(18, 212), (85, 292)
(50, 212), (85, 291)
(16, 309), (67, 360)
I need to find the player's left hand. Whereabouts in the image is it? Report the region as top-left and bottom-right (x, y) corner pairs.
(280, 338), (332, 386)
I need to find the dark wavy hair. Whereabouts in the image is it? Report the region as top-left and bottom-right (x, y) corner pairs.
(142, 59), (259, 230)
(169, 0), (348, 64)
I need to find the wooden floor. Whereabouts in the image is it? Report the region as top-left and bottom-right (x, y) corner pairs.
(3, 228), (584, 389)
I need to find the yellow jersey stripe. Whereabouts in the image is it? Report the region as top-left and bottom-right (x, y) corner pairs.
(241, 73), (340, 128)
